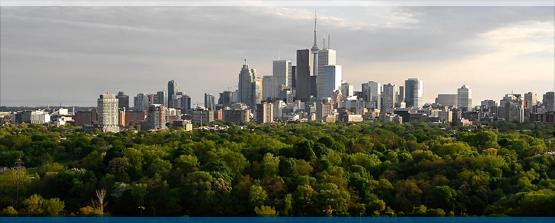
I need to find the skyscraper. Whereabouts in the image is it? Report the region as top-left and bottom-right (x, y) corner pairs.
(500, 94), (524, 123)
(295, 49), (312, 101)
(381, 83), (397, 113)
(238, 60), (256, 108)
(263, 76), (274, 100)
(436, 94), (458, 107)
(156, 91), (167, 107)
(457, 85), (472, 111)
(317, 65), (342, 99)
(116, 91), (129, 110)
(204, 93), (216, 111)
(362, 81), (382, 109)
(167, 80), (176, 108)
(143, 104), (167, 131)
(180, 94), (192, 111)
(340, 82), (354, 98)
(543, 92), (555, 111)
(133, 93), (148, 112)
(404, 78), (423, 108)
(317, 36), (336, 76)
(97, 93), (119, 133)
(253, 76), (264, 106)
(523, 92), (538, 109)
(218, 91), (233, 107)
(272, 60), (292, 99)
(256, 102), (273, 123)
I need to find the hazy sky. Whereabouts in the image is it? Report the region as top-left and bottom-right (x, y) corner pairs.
(1, 6), (554, 106)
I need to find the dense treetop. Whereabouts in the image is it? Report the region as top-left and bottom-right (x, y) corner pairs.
(0, 122), (554, 216)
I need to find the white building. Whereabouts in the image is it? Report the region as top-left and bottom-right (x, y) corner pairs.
(272, 60), (292, 99)
(317, 48), (337, 76)
(317, 65), (342, 99)
(97, 93), (119, 133)
(457, 85), (472, 111)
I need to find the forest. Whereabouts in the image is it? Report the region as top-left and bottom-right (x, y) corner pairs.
(0, 122), (554, 216)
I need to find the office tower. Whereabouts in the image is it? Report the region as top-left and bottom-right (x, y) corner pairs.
(381, 83), (397, 113)
(340, 82), (354, 98)
(499, 94), (524, 123)
(204, 93), (216, 111)
(147, 94), (156, 106)
(238, 60), (257, 108)
(362, 81), (382, 109)
(254, 76), (263, 106)
(263, 76), (274, 100)
(404, 78), (423, 108)
(218, 91), (233, 107)
(180, 94), (192, 111)
(97, 93), (119, 133)
(155, 91), (167, 106)
(133, 93), (148, 112)
(143, 104), (167, 131)
(116, 91), (129, 110)
(223, 108), (251, 123)
(256, 102), (274, 123)
(544, 92), (555, 111)
(524, 92), (538, 109)
(272, 60), (292, 99)
(291, 65), (296, 90)
(20, 110), (50, 124)
(317, 44), (336, 76)
(435, 94), (458, 107)
(167, 80), (176, 108)
(310, 76), (318, 97)
(457, 85), (472, 111)
(295, 49), (312, 101)
(317, 65), (342, 98)
(397, 86), (405, 106)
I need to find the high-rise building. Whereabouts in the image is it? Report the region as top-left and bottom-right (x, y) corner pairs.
(457, 85), (472, 111)
(499, 94), (524, 123)
(435, 94), (458, 107)
(340, 82), (354, 98)
(404, 78), (423, 108)
(256, 102), (273, 123)
(291, 65), (296, 90)
(180, 94), (192, 112)
(204, 93), (216, 111)
(143, 104), (167, 131)
(263, 76), (274, 100)
(317, 65), (342, 99)
(316, 99), (333, 122)
(116, 91), (129, 110)
(218, 91), (233, 107)
(543, 92), (555, 111)
(317, 47), (336, 77)
(97, 93), (119, 133)
(167, 80), (176, 108)
(238, 60), (257, 108)
(524, 92), (538, 109)
(272, 60), (292, 99)
(133, 93), (148, 112)
(397, 86), (405, 106)
(381, 83), (397, 113)
(155, 91), (167, 107)
(254, 76), (263, 106)
(295, 49), (312, 101)
(362, 81), (382, 109)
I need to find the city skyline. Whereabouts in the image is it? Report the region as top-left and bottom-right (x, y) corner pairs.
(1, 6), (554, 106)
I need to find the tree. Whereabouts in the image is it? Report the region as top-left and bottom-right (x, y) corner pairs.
(42, 198), (65, 216)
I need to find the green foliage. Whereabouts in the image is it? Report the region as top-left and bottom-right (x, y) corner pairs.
(0, 123), (553, 216)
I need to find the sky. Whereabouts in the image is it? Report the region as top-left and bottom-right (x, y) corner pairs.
(0, 5), (554, 106)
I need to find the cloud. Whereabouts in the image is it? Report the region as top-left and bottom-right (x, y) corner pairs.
(0, 6), (553, 106)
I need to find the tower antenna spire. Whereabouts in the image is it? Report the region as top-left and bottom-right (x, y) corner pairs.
(312, 9), (318, 49)
(328, 33), (331, 49)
